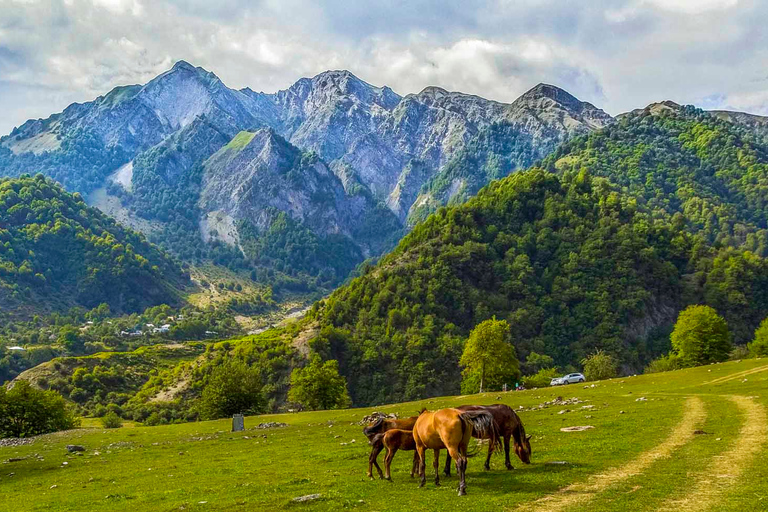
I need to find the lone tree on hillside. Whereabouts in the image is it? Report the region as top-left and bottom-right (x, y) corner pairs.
(460, 317), (519, 393)
(198, 361), (265, 420)
(581, 350), (619, 381)
(288, 356), (350, 411)
(671, 305), (731, 367)
(748, 318), (768, 358)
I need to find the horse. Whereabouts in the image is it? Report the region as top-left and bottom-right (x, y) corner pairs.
(363, 415), (418, 479)
(413, 408), (500, 496)
(369, 429), (419, 480)
(443, 404), (532, 475)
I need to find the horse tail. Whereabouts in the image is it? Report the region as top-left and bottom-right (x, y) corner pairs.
(369, 433), (385, 447)
(459, 410), (502, 453)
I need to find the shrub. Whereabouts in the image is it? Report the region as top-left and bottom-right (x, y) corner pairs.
(581, 350), (619, 381)
(671, 305), (732, 366)
(0, 381), (79, 438)
(522, 368), (560, 388)
(101, 411), (123, 429)
(645, 353), (683, 374)
(748, 318), (768, 357)
(143, 412), (162, 426)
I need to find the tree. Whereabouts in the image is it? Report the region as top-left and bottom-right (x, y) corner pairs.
(522, 352), (555, 375)
(288, 356), (350, 411)
(581, 350), (619, 381)
(459, 318), (519, 393)
(671, 305), (732, 366)
(748, 318), (768, 357)
(0, 380), (79, 438)
(58, 325), (83, 352)
(198, 361), (265, 420)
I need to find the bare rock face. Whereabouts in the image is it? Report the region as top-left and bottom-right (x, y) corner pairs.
(0, 62), (616, 276)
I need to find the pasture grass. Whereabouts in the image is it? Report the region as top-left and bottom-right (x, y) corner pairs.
(1, 359), (767, 511)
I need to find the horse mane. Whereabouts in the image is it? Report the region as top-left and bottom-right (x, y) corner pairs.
(510, 409), (526, 446)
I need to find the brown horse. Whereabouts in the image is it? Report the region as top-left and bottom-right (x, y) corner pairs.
(444, 404), (532, 475)
(413, 408), (500, 496)
(363, 415), (418, 479)
(369, 429), (419, 480)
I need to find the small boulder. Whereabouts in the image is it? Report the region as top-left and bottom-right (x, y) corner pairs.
(292, 494), (321, 503)
(66, 445), (85, 453)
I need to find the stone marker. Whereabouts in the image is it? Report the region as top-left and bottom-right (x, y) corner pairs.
(232, 414), (245, 432)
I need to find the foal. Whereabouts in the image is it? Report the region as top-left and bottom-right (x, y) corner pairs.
(363, 415), (418, 479)
(369, 429), (419, 480)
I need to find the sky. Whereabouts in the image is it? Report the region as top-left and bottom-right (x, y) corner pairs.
(1, 0), (768, 135)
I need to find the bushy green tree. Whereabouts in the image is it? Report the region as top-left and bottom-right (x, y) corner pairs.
(581, 350), (619, 381)
(101, 411), (123, 429)
(0, 380), (79, 438)
(748, 318), (768, 357)
(288, 356), (350, 411)
(522, 352), (555, 375)
(671, 305), (732, 366)
(521, 368), (560, 388)
(460, 318), (519, 393)
(198, 361), (265, 420)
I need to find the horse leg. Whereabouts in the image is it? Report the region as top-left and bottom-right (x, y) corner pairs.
(504, 434), (514, 470)
(411, 450), (419, 478)
(448, 447), (466, 496)
(369, 444), (384, 479)
(444, 452), (452, 477)
(417, 444), (427, 488)
(384, 446), (397, 481)
(485, 439), (492, 471)
(433, 449), (441, 486)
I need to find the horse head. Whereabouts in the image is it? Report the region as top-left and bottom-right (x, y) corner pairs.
(514, 426), (533, 464)
(363, 417), (384, 438)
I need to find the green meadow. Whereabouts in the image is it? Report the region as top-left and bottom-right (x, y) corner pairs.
(1, 359), (767, 512)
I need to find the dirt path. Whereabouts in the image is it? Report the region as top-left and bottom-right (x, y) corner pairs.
(522, 396), (707, 512)
(656, 395), (768, 511)
(704, 364), (768, 386)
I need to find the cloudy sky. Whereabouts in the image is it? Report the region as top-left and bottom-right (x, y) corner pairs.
(1, 0), (768, 134)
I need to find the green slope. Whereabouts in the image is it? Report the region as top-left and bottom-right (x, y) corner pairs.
(1, 358), (767, 511)
(0, 174), (188, 317)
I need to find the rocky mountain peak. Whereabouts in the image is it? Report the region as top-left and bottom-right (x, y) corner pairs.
(518, 83), (583, 109)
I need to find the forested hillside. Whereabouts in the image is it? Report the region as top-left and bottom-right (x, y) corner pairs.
(0, 174), (187, 317)
(305, 164), (768, 406)
(548, 103), (768, 254)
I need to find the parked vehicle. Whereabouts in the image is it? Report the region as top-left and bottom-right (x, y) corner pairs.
(550, 373), (586, 386)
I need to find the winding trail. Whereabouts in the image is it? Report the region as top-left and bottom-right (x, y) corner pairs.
(522, 396), (706, 512)
(704, 364), (768, 386)
(656, 395), (768, 511)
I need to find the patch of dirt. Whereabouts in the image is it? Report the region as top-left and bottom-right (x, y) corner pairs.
(291, 322), (319, 358)
(149, 377), (189, 403)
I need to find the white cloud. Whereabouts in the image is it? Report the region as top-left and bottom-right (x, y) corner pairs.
(0, 0), (767, 134)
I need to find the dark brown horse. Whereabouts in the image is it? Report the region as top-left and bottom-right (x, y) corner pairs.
(363, 415), (418, 479)
(369, 429), (419, 480)
(413, 408), (500, 496)
(444, 404), (532, 476)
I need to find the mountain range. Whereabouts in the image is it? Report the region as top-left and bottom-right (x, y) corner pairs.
(0, 61), (614, 284)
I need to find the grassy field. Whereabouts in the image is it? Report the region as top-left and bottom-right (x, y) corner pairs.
(1, 359), (767, 511)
